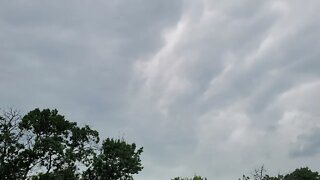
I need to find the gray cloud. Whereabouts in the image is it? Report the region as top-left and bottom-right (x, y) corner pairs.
(290, 128), (320, 157)
(1, 0), (320, 179)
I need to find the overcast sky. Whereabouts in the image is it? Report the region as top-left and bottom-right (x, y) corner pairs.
(1, 0), (320, 179)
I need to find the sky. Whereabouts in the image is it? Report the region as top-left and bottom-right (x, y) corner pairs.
(1, 0), (320, 179)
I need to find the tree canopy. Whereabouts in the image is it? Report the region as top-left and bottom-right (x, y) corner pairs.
(240, 166), (320, 180)
(82, 138), (143, 180)
(0, 108), (143, 180)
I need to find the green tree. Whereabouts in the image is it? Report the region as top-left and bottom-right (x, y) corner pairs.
(19, 108), (99, 179)
(83, 138), (143, 180)
(1, 108), (144, 179)
(0, 108), (100, 179)
(284, 167), (320, 180)
(240, 166), (320, 180)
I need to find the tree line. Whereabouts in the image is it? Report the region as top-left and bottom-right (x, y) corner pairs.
(1, 108), (319, 180)
(171, 166), (320, 180)
(238, 165), (320, 180)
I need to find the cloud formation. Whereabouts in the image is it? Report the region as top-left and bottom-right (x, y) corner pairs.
(1, 0), (320, 179)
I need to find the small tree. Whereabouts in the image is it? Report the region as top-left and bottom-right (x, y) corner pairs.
(253, 165), (267, 180)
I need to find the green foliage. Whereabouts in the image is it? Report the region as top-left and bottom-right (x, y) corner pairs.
(1, 108), (144, 180)
(283, 167), (320, 180)
(83, 138), (143, 180)
(18, 108), (99, 178)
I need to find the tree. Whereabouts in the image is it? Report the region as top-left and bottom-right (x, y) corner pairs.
(253, 165), (267, 180)
(19, 108), (100, 179)
(0, 108), (100, 179)
(83, 138), (143, 180)
(1, 108), (144, 179)
(240, 166), (320, 180)
(171, 175), (208, 180)
(284, 167), (320, 180)
(239, 165), (270, 180)
(0, 109), (25, 180)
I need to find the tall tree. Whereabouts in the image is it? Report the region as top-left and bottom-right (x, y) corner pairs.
(19, 108), (99, 179)
(0, 109), (25, 180)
